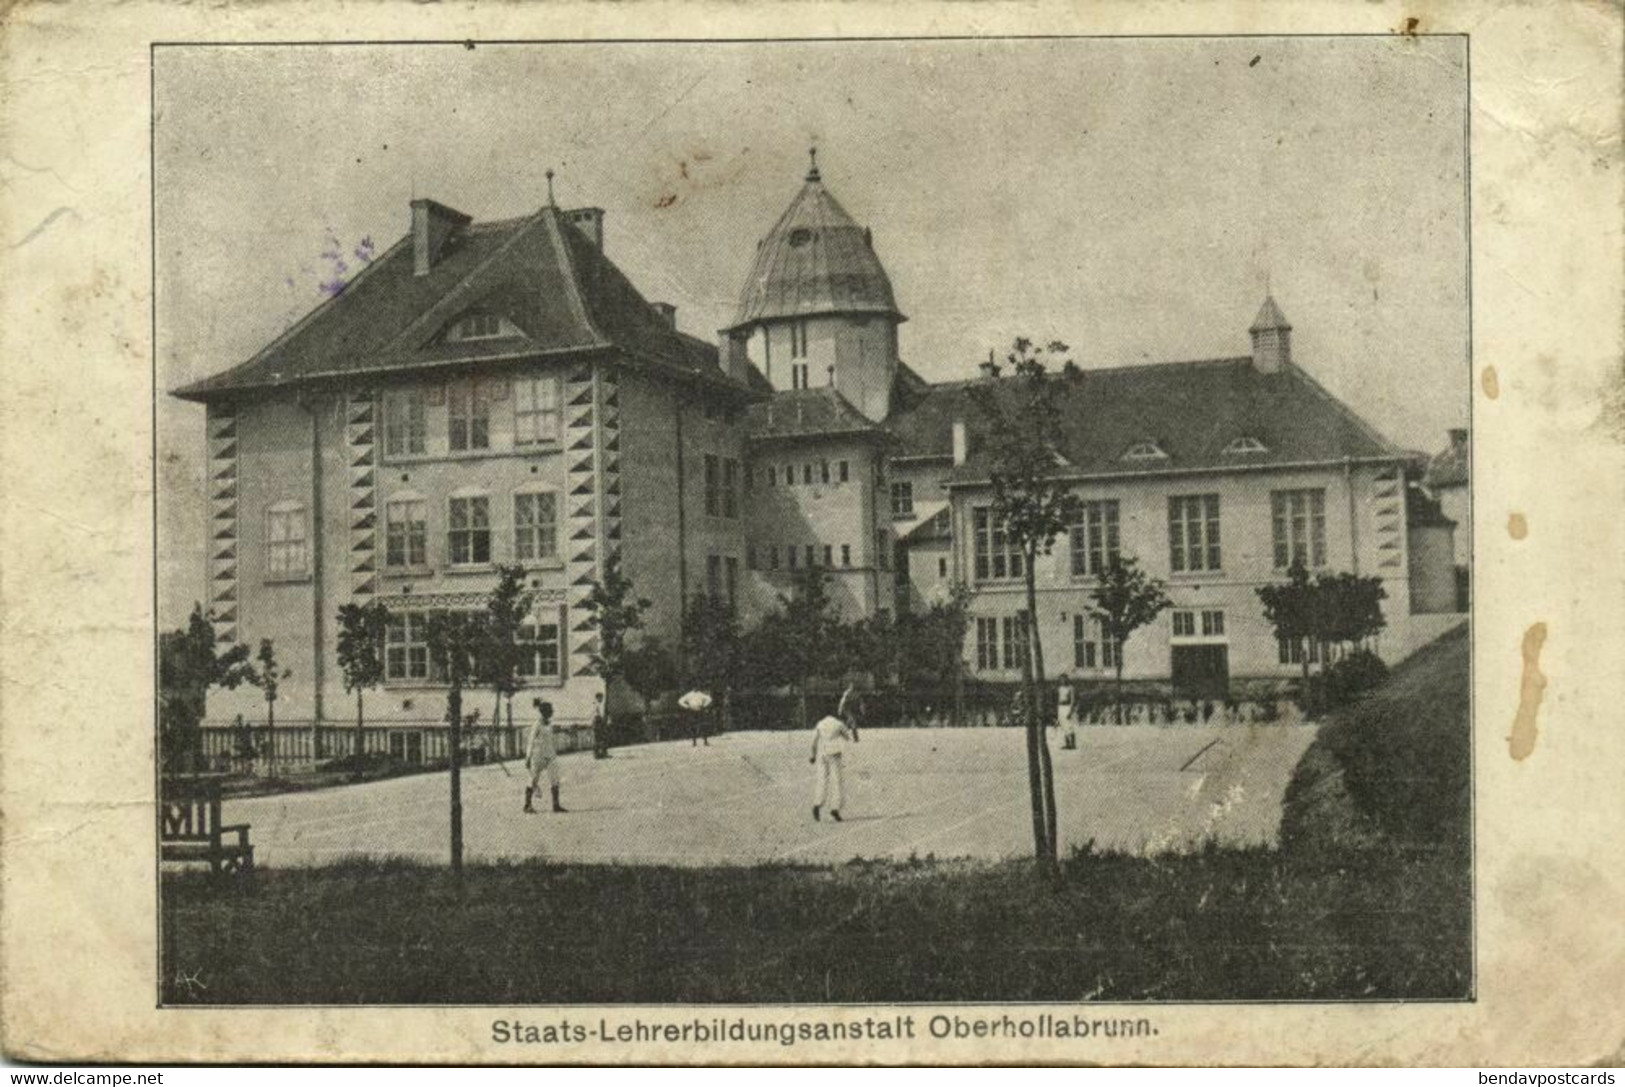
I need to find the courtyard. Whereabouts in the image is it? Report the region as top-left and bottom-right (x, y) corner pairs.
(229, 722), (1318, 868)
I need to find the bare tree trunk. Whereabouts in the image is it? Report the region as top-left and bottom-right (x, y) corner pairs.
(1016, 583), (1050, 869)
(448, 686), (464, 876)
(1024, 561), (1058, 868)
(355, 688), (365, 762)
(266, 700), (276, 779)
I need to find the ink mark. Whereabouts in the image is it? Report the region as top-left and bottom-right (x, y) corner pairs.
(1482, 365), (1500, 400)
(1507, 513), (1527, 540)
(1249, 55), (1261, 68)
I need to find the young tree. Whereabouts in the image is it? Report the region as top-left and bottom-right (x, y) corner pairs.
(967, 338), (1084, 870)
(425, 610), (486, 876)
(480, 564), (535, 755)
(747, 565), (843, 730)
(1258, 565), (1388, 712)
(335, 600), (390, 764)
(621, 637), (680, 710)
(896, 582), (972, 723)
(157, 604), (255, 773)
(583, 552), (650, 756)
(681, 590), (743, 727)
(252, 639), (292, 779)
(1088, 557), (1173, 724)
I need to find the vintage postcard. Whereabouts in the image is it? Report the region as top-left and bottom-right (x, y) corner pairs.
(1, 0), (1620, 1067)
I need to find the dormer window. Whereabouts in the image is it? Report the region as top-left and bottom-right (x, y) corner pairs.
(1121, 440), (1169, 462)
(788, 228), (814, 248)
(450, 313), (505, 341)
(1223, 436), (1269, 456)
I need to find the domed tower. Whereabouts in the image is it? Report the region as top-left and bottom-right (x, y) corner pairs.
(723, 151), (905, 421)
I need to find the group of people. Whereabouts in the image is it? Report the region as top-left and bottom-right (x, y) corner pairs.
(519, 683), (869, 823)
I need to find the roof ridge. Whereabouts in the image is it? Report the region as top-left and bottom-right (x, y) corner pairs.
(912, 355), (1254, 392)
(542, 206), (610, 347)
(376, 209), (556, 356)
(1282, 364), (1403, 456)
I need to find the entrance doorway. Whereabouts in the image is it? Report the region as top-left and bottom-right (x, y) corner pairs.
(1172, 644), (1230, 701)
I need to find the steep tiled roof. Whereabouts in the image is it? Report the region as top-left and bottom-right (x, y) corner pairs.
(743, 387), (887, 443)
(174, 205), (747, 401)
(883, 357), (1406, 480)
(728, 168), (901, 330)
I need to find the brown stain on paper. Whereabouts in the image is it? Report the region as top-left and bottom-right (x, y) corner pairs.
(1482, 365), (1500, 399)
(1509, 622), (1548, 761)
(1507, 512), (1528, 539)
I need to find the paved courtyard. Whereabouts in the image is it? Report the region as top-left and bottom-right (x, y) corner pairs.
(230, 724), (1317, 868)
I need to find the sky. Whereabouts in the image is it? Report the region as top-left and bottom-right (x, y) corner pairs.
(155, 36), (1469, 627)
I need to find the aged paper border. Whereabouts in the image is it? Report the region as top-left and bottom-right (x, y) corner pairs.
(2, 0), (1622, 1066)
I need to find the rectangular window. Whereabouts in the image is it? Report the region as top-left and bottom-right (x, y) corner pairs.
(1272, 489), (1328, 569)
(723, 459), (739, 519)
(514, 376), (560, 446)
(746, 545), (758, 571)
(513, 491), (557, 562)
(788, 545), (798, 570)
(707, 554), (722, 599)
(448, 496), (491, 565)
(1202, 609), (1225, 637)
(841, 544), (852, 567)
(448, 380), (492, 452)
(1073, 614), (1096, 670)
(791, 320), (809, 359)
(766, 465), (776, 487)
(1069, 500), (1122, 577)
(976, 617), (1000, 671)
(820, 460), (831, 484)
(725, 557), (739, 606)
(823, 544), (833, 567)
(802, 463), (813, 486)
(805, 544), (816, 569)
(266, 504), (309, 579)
(745, 465), (755, 493)
(703, 454), (720, 516)
(1168, 494), (1222, 573)
(385, 611), (431, 681)
(1172, 610), (1196, 638)
(973, 507), (1024, 581)
(517, 618), (563, 678)
(769, 545), (780, 571)
(877, 530), (890, 571)
(838, 460), (850, 483)
(384, 390), (427, 457)
(1001, 613), (1029, 671)
(385, 498), (427, 569)
(784, 463), (795, 487)
(890, 481), (915, 519)
(938, 557), (948, 578)
(791, 363), (809, 389)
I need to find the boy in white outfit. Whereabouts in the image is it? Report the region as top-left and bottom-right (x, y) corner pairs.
(524, 699), (567, 814)
(810, 714), (855, 822)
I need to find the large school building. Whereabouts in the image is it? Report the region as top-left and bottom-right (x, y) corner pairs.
(174, 156), (1464, 747)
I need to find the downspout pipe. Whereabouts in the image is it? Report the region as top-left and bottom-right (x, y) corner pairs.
(298, 393), (326, 730)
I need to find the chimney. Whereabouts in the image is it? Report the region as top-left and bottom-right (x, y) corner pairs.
(650, 302), (677, 328)
(1249, 294), (1293, 373)
(411, 199), (472, 277)
(952, 417), (968, 466)
(978, 349), (998, 379)
(721, 329), (751, 385)
(565, 207), (605, 251)
(1449, 428), (1468, 449)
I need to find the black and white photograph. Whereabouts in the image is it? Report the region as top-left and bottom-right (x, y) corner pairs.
(149, 36), (1478, 1011)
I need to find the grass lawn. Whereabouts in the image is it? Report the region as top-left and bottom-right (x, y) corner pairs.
(161, 625), (1469, 1005)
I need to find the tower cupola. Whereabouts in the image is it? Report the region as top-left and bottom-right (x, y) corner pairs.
(723, 151), (905, 421)
(1249, 293), (1293, 373)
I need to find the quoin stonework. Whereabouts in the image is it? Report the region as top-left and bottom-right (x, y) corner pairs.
(174, 154), (1467, 755)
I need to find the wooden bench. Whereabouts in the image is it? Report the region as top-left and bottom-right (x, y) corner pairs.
(160, 777), (254, 875)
